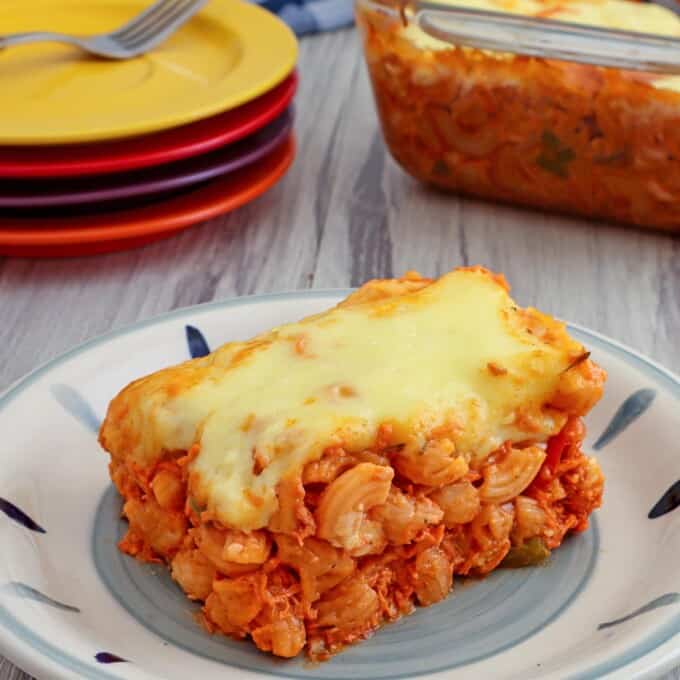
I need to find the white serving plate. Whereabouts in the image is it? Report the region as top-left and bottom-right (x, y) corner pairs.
(0, 290), (677, 680)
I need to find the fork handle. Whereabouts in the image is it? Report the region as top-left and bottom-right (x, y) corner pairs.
(415, 3), (680, 74)
(0, 32), (81, 50)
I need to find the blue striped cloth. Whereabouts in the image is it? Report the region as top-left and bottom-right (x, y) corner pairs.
(256, 0), (354, 35)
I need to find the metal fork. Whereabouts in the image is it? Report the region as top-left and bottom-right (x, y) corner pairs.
(0, 0), (208, 60)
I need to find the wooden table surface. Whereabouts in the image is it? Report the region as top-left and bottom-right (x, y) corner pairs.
(0, 27), (678, 680)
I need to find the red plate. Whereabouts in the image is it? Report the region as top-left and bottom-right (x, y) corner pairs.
(0, 72), (297, 179)
(0, 137), (294, 258)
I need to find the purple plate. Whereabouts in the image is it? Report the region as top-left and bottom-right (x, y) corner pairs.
(0, 109), (293, 209)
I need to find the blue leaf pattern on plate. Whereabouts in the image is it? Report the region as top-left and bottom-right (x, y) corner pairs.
(0, 497), (45, 533)
(649, 480), (680, 519)
(598, 593), (680, 630)
(50, 384), (100, 433)
(95, 652), (127, 664)
(2, 582), (79, 612)
(593, 388), (656, 450)
(185, 325), (210, 358)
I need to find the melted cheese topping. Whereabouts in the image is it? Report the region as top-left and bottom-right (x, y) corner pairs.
(115, 268), (586, 529)
(403, 0), (680, 92)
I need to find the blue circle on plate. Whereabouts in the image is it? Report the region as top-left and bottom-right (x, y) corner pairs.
(93, 485), (599, 679)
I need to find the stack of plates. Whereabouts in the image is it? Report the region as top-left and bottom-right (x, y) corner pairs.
(0, 0), (298, 257)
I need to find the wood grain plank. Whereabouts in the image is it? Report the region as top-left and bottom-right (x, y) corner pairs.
(0, 658), (30, 680)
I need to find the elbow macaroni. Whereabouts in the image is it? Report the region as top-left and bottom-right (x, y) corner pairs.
(479, 446), (547, 504)
(393, 438), (469, 487)
(315, 463), (393, 556)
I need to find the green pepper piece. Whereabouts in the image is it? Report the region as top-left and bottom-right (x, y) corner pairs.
(502, 537), (551, 568)
(537, 131), (575, 178)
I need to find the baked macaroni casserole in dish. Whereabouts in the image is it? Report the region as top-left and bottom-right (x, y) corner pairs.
(357, 0), (680, 231)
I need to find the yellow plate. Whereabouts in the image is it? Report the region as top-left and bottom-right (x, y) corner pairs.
(0, 0), (297, 145)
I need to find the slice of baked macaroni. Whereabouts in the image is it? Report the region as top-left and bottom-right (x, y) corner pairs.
(99, 267), (605, 660)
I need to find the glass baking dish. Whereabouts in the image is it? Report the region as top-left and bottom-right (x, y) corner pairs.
(355, 0), (680, 231)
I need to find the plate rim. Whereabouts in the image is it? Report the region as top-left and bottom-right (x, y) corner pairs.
(0, 136), (294, 247)
(0, 110), (293, 208)
(0, 72), (298, 179)
(0, 0), (298, 145)
(0, 288), (677, 680)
